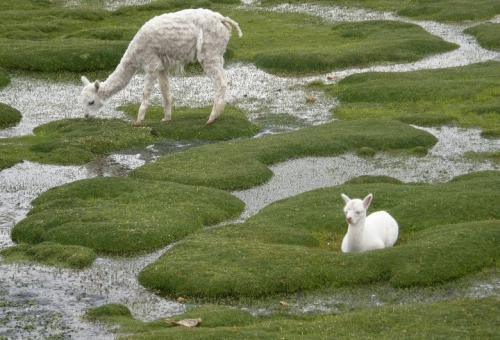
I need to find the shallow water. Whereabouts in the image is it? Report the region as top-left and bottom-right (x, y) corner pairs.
(1, 2), (500, 339)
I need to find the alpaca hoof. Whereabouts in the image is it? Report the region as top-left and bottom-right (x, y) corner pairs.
(205, 119), (215, 125)
(161, 118), (171, 124)
(132, 121), (142, 127)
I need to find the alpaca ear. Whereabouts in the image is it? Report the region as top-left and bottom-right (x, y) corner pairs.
(81, 76), (90, 85)
(341, 193), (350, 204)
(94, 81), (100, 91)
(363, 194), (373, 209)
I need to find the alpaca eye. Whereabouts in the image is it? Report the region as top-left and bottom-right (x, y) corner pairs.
(89, 100), (95, 105)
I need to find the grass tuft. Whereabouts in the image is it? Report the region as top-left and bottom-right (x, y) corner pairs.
(0, 103), (21, 128)
(85, 303), (132, 321)
(0, 242), (97, 269)
(0, 67), (9, 88)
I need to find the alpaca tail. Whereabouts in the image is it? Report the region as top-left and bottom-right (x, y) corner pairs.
(222, 16), (243, 38)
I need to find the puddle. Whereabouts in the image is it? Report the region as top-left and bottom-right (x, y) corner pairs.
(1, 1), (500, 339)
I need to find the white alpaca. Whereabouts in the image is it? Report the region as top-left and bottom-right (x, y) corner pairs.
(340, 193), (398, 253)
(80, 8), (242, 126)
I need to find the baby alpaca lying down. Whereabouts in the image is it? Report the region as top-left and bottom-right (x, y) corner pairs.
(341, 193), (398, 253)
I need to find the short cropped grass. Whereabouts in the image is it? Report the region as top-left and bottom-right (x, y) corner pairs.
(0, 38), (128, 73)
(129, 119), (437, 190)
(138, 171), (500, 298)
(228, 13), (457, 75)
(0, 1), (458, 76)
(0, 67), (9, 88)
(119, 104), (259, 140)
(10, 177), (244, 257)
(0, 242), (97, 269)
(84, 297), (500, 339)
(323, 61), (500, 136)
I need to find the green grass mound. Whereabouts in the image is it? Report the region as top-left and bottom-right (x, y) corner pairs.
(0, 103), (21, 128)
(396, 0), (500, 22)
(0, 38), (128, 73)
(85, 303), (133, 321)
(230, 14), (457, 75)
(0, 2), (458, 77)
(84, 298), (500, 339)
(0, 118), (155, 170)
(119, 104), (259, 140)
(0, 242), (97, 269)
(129, 119), (437, 190)
(325, 61), (500, 136)
(465, 23), (500, 51)
(138, 171), (500, 298)
(466, 150), (500, 163)
(0, 67), (9, 88)
(11, 177), (244, 257)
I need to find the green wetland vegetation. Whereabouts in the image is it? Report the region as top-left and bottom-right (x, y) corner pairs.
(321, 61), (500, 137)
(0, 0), (499, 339)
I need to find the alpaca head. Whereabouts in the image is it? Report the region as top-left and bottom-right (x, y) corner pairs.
(341, 193), (372, 225)
(81, 76), (104, 119)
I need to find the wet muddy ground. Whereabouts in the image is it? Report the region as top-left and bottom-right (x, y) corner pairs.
(1, 1), (500, 339)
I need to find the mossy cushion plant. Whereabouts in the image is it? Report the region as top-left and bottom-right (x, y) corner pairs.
(0, 1), (458, 77)
(0, 67), (9, 88)
(324, 61), (500, 136)
(0, 242), (97, 269)
(229, 13), (457, 75)
(11, 177), (244, 257)
(464, 23), (500, 51)
(84, 298), (500, 339)
(0, 103), (21, 128)
(0, 118), (155, 170)
(129, 119), (437, 190)
(137, 171), (500, 298)
(119, 104), (259, 140)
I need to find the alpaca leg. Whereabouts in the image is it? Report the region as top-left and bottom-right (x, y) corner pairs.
(158, 69), (172, 123)
(203, 60), (227, 125)
(133, 71), (157, 127)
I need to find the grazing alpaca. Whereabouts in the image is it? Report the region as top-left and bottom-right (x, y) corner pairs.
(340, 193), (398, 253)
(80, 8), (242, 126)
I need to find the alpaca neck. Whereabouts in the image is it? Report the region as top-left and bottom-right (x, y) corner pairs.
(345, 220), (366, 251)
(98, 59), (137, 100)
